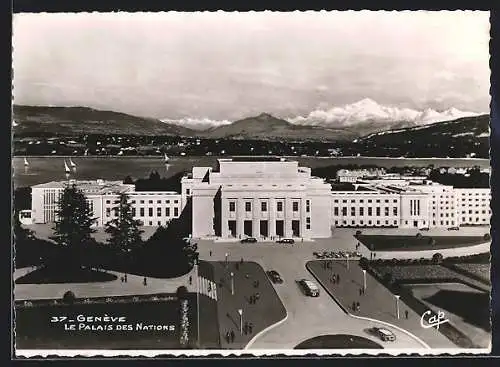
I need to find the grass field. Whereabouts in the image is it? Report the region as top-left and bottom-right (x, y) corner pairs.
(294, 335), (383, 349)
(15, 266), (118, 284)
(357, 234), (487, 251)
(15, 294), (198, 349)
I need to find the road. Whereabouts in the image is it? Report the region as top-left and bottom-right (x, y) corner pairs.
(197, 235), (449, 350)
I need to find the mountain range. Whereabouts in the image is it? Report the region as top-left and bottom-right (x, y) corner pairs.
(13, 103), (489, 142)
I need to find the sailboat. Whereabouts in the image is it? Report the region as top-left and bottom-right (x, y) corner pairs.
(64, 160), (71, 174)
(69, 158), (77, 168)
(164, 153), (170, 163)
(23, 157), (29, 167)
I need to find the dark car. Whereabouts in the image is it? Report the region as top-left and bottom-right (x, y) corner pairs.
(447, 227), (460, 231)
(419, 227), (430, 231)
(241, 237), (258, 243)
(298, 279), (320, 297)
(267, 270), (283, 284)
(276, 238), (295, 244)
(369, 327), (396, 342)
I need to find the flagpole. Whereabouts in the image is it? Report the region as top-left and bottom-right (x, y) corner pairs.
(196, 259), (200, 348)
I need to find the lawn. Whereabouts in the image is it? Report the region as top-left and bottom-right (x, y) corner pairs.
(356, 234), (488, 252)
(15, 266), (118, 284)
(449, 264), (491, 284)
(15, 294), (197, 349)
(294, 334), (383, 349)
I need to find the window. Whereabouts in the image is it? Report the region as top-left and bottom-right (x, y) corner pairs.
(306, 200), (310, 213)
(166, 200), (170, 204)
(334, 207), (339, 216)
(245, 202), (252, 212)
(174, 200), (179, 204)
(376, 200), (380, 203)
(157, 207), (161, 216)
(368, 220), (372, 225)
(351, 207), (356, 216)
(306, 217), (311, 230)
(277, 202), (283, 212)
(376, 207), (381, 216)
(106, 200), (110, 204)
(359, 207), (364, 216)
(368, 207), (372, 216)
(385, 199), (389, 203)
(360, 199), (364, 203)
(106, 208), (111, 217)
(261, 202), (267, 212)
(174, 207), (179, 217)
(342, 207), (347, 216)
(140, 200), (145, 204)
(186, 188), (190, 195)
(229, 202), (236, 212)
(393, 207), (398, 216)
(385, 207), (389, 216)
(351, 199), (355, 203)
(140, 208), (145, 217)
(334, 199), (339, 203)
(165, 207), (170, 216)
(352, 220), (355, 225)
(149, 200), (153, 204)
(368, 199), (372, 203)
(131, 200), (136, 204)
(132, 208), (136, 217)
(342, 200), (347, 203)
(157, 200), (161, 204)
(393, 199), (398, 203)
(149, 221), (153, 226)
(293, 202), (299, 212)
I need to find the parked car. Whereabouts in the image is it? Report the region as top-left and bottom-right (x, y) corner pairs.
(313, 251), (319, 258)
(370, 327), (396, 342)
(276, 238), (295, 244)
(419, 227), (430, 231)
(298, 279), (320, 297)
(241, 237), (257, 243)
(447, 227), (460, 231)
(266, 270), (283, 284)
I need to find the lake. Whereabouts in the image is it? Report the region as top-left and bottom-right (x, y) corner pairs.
(12, 156), (490, 188)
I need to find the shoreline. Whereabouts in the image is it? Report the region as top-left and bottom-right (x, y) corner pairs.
(12, 155), (490, 161)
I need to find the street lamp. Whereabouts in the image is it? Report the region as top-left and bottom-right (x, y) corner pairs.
(362, 269), (367, 291)
(238, 309), (243, 335)
(225, 252), (229, 266)
(230, 272), (235, 295)
(346, 253), (350, 270)
(394, 295), (401, 319)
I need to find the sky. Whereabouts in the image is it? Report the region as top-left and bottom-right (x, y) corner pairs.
(12, 11), (490, 124)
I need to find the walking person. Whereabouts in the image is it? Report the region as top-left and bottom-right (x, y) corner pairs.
(352, 301), (356, 311)
(249, 322), (253, 334)
(255, 292), (260, 301)
(143, 277), (147, 286)
(209, 250), (212, 257)
(189, 275), (192, 285)
(124, 274), (127, 283)
(405, 310), (409, 319)
(356, 302), (360, 312)
(230, 330), (235, 343)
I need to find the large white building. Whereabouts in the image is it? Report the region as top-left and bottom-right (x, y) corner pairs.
(24, 179), (184, 227)
(21, 160), (491, 238)
(182, 158), (333, 240)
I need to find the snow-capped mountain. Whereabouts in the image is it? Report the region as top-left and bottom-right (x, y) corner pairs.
(289, 98), (483, 127)
(160, 117), (232, 130)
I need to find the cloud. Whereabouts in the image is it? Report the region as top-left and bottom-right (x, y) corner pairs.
(288, 98), (484, 127)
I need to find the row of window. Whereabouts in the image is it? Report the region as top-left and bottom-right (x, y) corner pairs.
(106, 207), (179, 217)
(335, 219), (398, 226)
(333, 198), (398, 204)
(334, 206), (398, 217)
(229, 200), (310, 213)
(105, 199), (179, 205)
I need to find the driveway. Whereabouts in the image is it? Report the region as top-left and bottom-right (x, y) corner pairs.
(196, 237), (437, 350)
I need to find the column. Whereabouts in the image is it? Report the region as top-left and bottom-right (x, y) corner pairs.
(285, 197), (292, 238)
(253, 197), (260, 238)
(221, 197), (228, 239)
(269, 198), (276, 238)
(236, 197), (244, 238)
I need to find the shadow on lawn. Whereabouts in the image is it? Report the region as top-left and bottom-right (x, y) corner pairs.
(423, 289), (491, 332)
(15, 266), (117, 284)
(295, 334), (383, 349)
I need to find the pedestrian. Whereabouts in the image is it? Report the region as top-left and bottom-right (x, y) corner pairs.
(405, 310), (409, 319)
(244, 321), (249, 334)
(124, 274), (127, 283)
(230, 330), (235, 343)
(225, 331), (230, 343)
(359, 288), (362, 296)
(189, 275), (192, 285)
(121, 276), (124, 283)
(256, 292), (260, 301)
(240, 257), (244, 264)
(209, 250), (212, 257)
(143, 277), (147, 286)
(352, 301), (356, 311)
(208, 283), (212, 292)
(249, 322), (253, 333)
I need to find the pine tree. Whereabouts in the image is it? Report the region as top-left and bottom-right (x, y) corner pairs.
(51, 184), (96, 267)
(105, 192), (144, 254)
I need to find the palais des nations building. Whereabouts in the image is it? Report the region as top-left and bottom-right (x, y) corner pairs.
(24, 157), (491, 240)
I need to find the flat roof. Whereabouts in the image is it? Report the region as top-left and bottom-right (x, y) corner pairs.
(32, 180), (134, 195)
(219, 156), (291, 162)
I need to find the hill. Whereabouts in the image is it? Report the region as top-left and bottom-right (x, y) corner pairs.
(355, 114), (490, 158)
(202, 113), (355, 141)
(13, 105), (197, 137)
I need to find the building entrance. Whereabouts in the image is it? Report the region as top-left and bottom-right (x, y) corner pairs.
(292, 220), (300, 237)
(276, 220), (284, 237)
(228, 220), (236, 237)
(260, 220), (269, 238)
(244, 220), (253, 237)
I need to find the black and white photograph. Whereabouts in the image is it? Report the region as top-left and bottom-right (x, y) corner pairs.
(12, 11), (492, 356)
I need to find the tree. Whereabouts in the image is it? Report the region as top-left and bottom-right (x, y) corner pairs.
(51, 184), (96, 267)
(123, 175), (134, 185)
(432, 253), (444, 264)
(105, 193), (144, 255)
